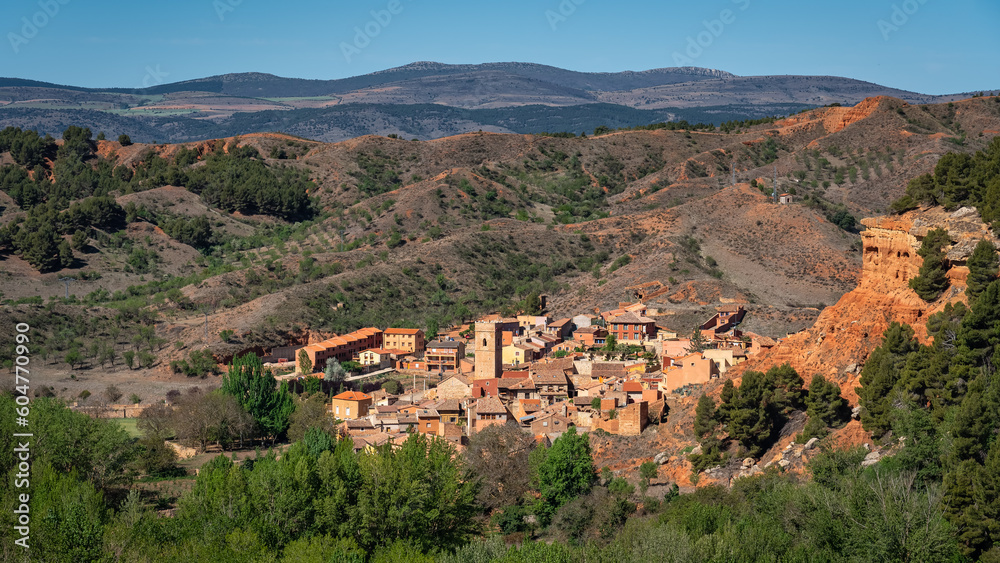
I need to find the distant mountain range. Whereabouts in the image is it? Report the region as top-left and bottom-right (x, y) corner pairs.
(0, 62), (984, 143)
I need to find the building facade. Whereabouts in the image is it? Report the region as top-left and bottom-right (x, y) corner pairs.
(425, 341), (465, 373)
(382, 328), (426, 353)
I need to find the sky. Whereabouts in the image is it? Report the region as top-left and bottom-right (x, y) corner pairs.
(1, 0), (997, 95)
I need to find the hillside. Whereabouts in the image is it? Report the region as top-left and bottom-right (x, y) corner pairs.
(0, 95), (999, 406)
(1, 62), (990, 143)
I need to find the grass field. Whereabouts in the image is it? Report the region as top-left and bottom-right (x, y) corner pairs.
(114, 418), (143, 438)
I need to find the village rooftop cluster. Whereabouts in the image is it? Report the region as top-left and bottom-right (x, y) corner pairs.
(267, 302), (779, 450)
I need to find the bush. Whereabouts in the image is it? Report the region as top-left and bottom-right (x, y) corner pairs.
(170, 349), (218, 377)
(103, 385), (123, 404)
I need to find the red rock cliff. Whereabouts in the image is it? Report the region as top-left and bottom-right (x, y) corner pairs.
(735, 206), (996, 404)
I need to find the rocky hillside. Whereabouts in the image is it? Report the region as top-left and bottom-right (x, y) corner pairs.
(1, 96), (999, 404)
(627, 204), (998, 489)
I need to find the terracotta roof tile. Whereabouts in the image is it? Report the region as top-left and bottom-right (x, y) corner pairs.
(476, 396), (508, 415)
(385, 328), (423, 335)
(333, 391), (371, 401)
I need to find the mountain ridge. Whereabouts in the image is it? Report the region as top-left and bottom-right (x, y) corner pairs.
(0, 62), (994, 144)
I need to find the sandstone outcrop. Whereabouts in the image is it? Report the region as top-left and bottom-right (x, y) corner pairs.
(734, 206), (997, 406)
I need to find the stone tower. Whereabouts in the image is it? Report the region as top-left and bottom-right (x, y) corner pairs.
(474, 321), (502, 380)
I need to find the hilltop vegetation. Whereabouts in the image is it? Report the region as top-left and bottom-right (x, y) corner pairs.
(892, 136), (1000, 229)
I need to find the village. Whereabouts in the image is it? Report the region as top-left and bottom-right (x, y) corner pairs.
(269, 302), (781, 451)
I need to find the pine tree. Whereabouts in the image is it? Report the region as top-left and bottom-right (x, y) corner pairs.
(858, 322), (919, 438)
(767, 363), (805, 411)
(725, 370), (775, 457)
(909, 228), (951, 301)
(58, 240), (73, 268)
(966, 239), (999, 303)
(802, 374), (846, 441)
(693, 394), (718, 438)
(690, 394), (724, 471)
(956, 280), (1000, 367)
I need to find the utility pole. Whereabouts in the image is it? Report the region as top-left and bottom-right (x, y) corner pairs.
(201, 302), (216, 344)
(773, 163), (778, 203)
(58, 277), (74, 300)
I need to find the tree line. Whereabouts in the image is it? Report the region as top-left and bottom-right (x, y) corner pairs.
(892, 137), (1000, 231)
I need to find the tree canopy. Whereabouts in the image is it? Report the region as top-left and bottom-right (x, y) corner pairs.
(221, 353), (294, 442)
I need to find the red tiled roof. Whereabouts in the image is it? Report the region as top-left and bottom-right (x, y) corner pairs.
(385, 328), (423, 335)
(519, 399), (542, 412)
(333, 391), (371, 401)
(476, 396), (508, 415)
(623, 381), (644, 393)
(531, 372), (568, 385)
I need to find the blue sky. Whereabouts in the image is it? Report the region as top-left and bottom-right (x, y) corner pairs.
(2, 0), (997, 94)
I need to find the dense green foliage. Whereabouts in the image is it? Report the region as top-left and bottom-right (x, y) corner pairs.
(221, 353), (294, 442)
(800, 374), (848, 441)
(857, 279), (1000, 557)
(717, 364), (804, 457)
(4, 384), (997, 560)
(908, 228), (951, 301)
(892, 137), (1000, 230)
(966, 239), (999, 302)
(689, 394), (724, 471)
(183, 145), (315, 220)
(857, 322), (920, 437)
(534, 427), (596, 524)
(0, 126), (316, 273)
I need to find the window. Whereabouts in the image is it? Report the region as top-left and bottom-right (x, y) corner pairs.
(543, 421), (548, 427)
(426, 422), (431, 428)
(346, 407), (351, 416)
(335, 406), (340, 415)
